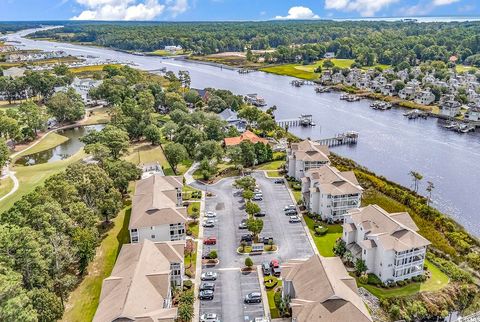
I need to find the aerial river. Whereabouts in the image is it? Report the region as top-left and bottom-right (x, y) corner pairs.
(6, 28), (480, 236)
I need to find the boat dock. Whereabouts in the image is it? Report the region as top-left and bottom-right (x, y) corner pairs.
(276, 114), (315, 127)
(291, 80), (315, 87)
(238, 68), (254, 74)
(404, 109), (428, 119)
(316, 131), (359, 147)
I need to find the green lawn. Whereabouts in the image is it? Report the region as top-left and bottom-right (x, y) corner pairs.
(0, 150), (86, 214)
(265, 170), (282, 178)
(256, 160), (285, 170)
(0, 176), (14, 199)
(266, 280), (283, 319)
(13, 132), (68, 161)
(188, 221), (199, 238)
(456, 64), (477, 73)
(304, 216), (343, 257)
(261, 59), (390, 80)
(62, 207), (131, 322)
(357, 260), (449, 299)
(260, 64), (319, 80)
(187, 201), (200, 216)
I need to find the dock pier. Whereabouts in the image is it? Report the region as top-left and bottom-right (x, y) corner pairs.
(316, 131), (359, 147)
(276, 114), (315, 127)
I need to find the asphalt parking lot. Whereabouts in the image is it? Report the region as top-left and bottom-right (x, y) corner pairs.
(196, 172), (314, 322)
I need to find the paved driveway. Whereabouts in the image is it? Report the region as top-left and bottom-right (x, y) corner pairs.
(193, 172), (314, 322)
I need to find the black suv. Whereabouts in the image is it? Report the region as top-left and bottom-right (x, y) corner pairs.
(254, 211), (266, 217)
(200, 282), (215, 291)
(241, 234), (253, 243)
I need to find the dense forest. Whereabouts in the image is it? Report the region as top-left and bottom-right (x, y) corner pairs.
(30, 21), (480, 67)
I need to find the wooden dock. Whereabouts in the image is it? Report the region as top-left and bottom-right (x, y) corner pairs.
(276, 114), (315, 127)
(316, 131), (359, 147)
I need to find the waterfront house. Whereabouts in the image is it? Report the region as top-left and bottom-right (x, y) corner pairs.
(398, 86), (416, 100)
(129, 175), (187, 244)
(164, 45), (182, 52)
(286, 139), (330, 180)
(93, 240), (182, 322)
(3, 66), (25, 78)
(301, 166), (362, 222)
(397, 69), (409, 81)
(414, 90), (435, 105)
(343, 204), (430, 283)
(218, 108), (246, 132)
(282, 255), (373, 322)
(439, 98), (462, 118)
(466, 104), (480, 121)
(332, 72), (345, 84)
(380, 84), (395, 96)
(224, 130), (268, 146)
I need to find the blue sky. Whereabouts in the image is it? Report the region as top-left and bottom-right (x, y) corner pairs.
(0, 0), (478, 21)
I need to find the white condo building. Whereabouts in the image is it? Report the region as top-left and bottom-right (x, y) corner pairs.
(287, 140), (330, 180)
(129, 175), (187, 244)
(302, 166), (363, 222)
(343, 205), (430, 283)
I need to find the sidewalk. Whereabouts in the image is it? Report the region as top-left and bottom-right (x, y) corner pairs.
(192, 180), (205, 322)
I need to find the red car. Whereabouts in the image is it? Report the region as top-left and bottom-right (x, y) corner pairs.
(204, 237), (217, 245)
(270, 259), (279, 268)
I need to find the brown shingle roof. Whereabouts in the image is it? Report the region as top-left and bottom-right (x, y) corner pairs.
(130, 175), (187, 230)
(283, 255), (372, 322)
(290, 140), (330, 162)
(93, 240), (181, 322)
(305, 166), (363, 196)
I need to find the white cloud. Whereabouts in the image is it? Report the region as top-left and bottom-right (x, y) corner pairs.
(275, 6), (320, 20)
(166, 0), (189, 16)
(432, 0), (460, 5)
(72, 0), (190, 20)
(325, 0), (399, 17)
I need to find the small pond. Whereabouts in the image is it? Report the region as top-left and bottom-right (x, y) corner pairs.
(16, 124), (105, 166)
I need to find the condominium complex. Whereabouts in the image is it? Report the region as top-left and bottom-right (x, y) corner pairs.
(282, 254), (373, 322)
(343, 205), (430, 282)
(286, 140), (330, 180)
(129, 175), (188, 243)
(93, 240), (184, 322)
(302, 165), (363, 221)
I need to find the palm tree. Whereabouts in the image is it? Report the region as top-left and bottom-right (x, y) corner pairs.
(426, 181), (435, 206)
(409, 171), (423, 193)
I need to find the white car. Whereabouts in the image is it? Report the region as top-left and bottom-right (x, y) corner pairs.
(205, 211), (217, 218)
(289, 215), (301, 223)
(203, 219), (215, 228)
(200, 313), (220, 322)
(201, 271), (218, 281)
(284, 205), (296, 211)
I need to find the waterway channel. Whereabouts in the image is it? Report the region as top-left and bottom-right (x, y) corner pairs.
(5, 28), (480, 236)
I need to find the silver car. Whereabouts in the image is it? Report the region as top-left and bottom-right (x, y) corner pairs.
(201, 271), (218, 281)
(200, 313), (220, 322)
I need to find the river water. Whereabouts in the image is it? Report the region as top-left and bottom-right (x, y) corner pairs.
(6, 28), (480, 236)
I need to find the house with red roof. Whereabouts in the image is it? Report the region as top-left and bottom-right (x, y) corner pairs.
(224, 130), (268, 146)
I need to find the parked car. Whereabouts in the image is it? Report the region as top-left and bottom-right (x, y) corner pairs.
(200, 313), (220, 322)
(270, 259), (280, 268)
(241, 234), (253, 243)
(199, 290), (214, 300)
(254, 211), (266, 217)
(201, 271), (217, 281)
(238, 219), (248, 229)
(200, 282), (215, 291)
(284, 205), (296, 211)
(274, 179), (284, 184)
(204, 237), (217, 245)
(272, 266), (281, 277)
(289, 215), (301, 223)
(285, 209), (297, 215)
(203, 219), (215, 228)
(259, 236), (273, 245)
(254, 188), (262, 194)
(244, 292), (262, 304)
(262, 262), (272, 275)
(205, 211), (217, 218)
(252, 195), (263, 201)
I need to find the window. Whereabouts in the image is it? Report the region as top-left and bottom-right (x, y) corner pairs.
(363, 250), (366, 255)
(131, 229), (137, 233)
(151, 226), (155, 230)
(151, 234), (155, 239)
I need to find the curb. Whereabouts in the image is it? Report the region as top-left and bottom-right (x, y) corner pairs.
(257, 265), (270, 319)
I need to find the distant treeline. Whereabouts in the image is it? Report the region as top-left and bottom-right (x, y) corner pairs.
(30, 21), (480, 67)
